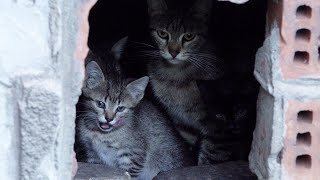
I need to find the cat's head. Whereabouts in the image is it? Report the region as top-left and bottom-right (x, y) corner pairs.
(79, 65), (149, 133)
(147, 0), (212, 65)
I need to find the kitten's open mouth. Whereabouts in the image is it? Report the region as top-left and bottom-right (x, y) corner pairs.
(99, 122), (111, 130)
(98, 120), (124, 131)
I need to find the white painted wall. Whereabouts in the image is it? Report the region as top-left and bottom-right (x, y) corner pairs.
(0, 0), (91, 179)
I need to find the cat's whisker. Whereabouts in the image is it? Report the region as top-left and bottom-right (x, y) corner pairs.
(188, 56), (218, 70)
(193, 53), (222, 62)
(187, 57), (216, 77)
(128, 41), (158, 50)
(187, 59), (211, 74)
(188, 57), (216, 71)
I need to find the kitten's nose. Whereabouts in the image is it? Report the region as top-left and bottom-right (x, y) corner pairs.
(168, 44), (180, 58)
(105, 112), (115, 122)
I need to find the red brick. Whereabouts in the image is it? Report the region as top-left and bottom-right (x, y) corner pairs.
(282, 100), (320, 179)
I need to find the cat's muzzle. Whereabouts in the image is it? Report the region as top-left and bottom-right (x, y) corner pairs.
(97, 119), (124, 132)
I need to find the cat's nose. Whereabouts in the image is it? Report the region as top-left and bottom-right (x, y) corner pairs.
(105, 112), (115, 122)
(105, 118), (113, 123)
(168, 45), (180, 58)
(169, 50), (179, 58)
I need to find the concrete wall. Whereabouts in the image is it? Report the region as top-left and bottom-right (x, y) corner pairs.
(0, 0), (95, 179)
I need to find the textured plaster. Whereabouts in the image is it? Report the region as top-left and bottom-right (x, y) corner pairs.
(0, 0), (92, 179)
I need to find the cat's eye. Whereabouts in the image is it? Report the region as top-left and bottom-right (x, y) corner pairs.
(116, 106), (126, 112)
(157, 30), (169, 39)
(183, 33), (196, 41)
(96, 101), (105, 109)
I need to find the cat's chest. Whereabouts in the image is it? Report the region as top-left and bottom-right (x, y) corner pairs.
(89, 133), (145, 171)
(92, 141), (118, 166)
(151, 79), (201, 104)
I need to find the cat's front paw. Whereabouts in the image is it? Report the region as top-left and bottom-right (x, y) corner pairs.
(197, 138), (232, 165)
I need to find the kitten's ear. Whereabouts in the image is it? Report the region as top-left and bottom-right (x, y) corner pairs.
(147, 0), (167, 17)
(126, 76), (149, 103)
(85, 61), (105, 89)
(190, 0), (212, 22)
(111, 36), (128, 60)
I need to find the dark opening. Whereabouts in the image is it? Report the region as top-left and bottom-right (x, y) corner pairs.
(297, 110), (313, 123)
(295, 29), (311, 42)
(296, 5), (312, 19)
(296, 132), (311, 146)
(296, 154), (312, 169)
(294, 51), (310, 64)
(76, 0), (267, 178)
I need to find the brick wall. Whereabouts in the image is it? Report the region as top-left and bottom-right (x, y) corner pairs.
(250, 0), (320, 179)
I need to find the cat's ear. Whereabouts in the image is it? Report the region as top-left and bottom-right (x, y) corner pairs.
(147, 0), (167, 17)
(111, 36), (128, 60)
(85, 61), (105, 89)
(190, 0), (212, 22)
(126, 76), (149, 103)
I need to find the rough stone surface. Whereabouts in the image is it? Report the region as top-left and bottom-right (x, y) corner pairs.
(154, 161), (257, 180)
(75, 162), (130, 180)
(0, 0), (95, 179)
(249, 87), (282, 180)
(250, 0), (320, 179)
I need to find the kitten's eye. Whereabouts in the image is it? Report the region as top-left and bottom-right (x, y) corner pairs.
(96, 101), (105, 109)
(116, 106), (126, 112)
(157, 30), (169, 39)
(183, 33), (196, 41)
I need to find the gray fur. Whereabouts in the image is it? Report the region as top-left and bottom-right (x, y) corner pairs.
(146, 0), (227, 164)
(85, 61), (105, 89)
(111, 36), (128, 60)
(147, 0), (167, 17)
(190, 0), (213, 21)
(76, 58), (193, 179)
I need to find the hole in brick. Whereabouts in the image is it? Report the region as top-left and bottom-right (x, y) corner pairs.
(296, 132), (311, 146)
(294, 51), (309, 64)
(297, 111), (313, 123)
(296, 155), (312, 169)
(295, 29), (311, 42)
(296, 5), (312, 19)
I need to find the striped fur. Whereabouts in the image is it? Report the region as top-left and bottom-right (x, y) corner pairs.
(75, 41), (194, 180)
(146, 0), (229, 165)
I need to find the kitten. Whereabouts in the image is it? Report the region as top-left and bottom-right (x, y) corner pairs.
(197, 78), (258, 161)
(75, 50), (194, 179)
(145, 0), (227, 164)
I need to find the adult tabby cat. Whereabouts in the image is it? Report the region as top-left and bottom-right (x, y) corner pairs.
(75, 39), (194, 179)
(146, 0), (227, 164)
